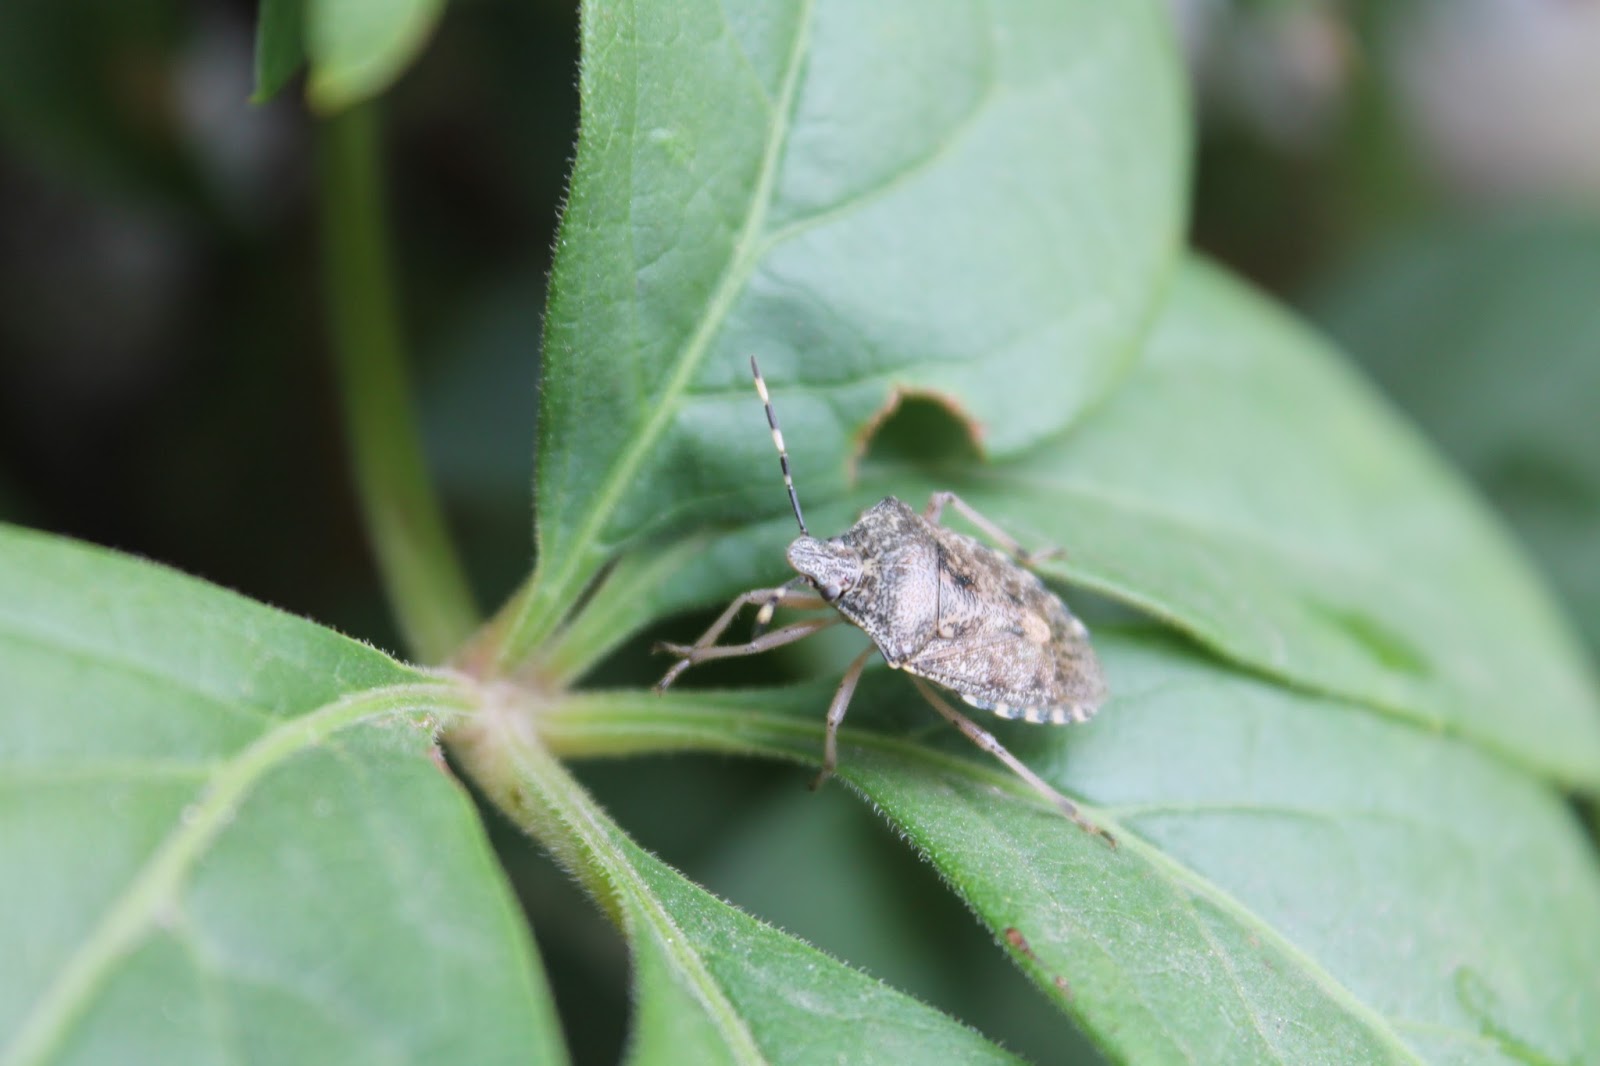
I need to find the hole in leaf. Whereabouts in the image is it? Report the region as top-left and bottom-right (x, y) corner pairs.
(853, 389), (984, 479)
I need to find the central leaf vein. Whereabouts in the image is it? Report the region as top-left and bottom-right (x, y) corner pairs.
(525, 0), (816, 641)
(2, 682), (466, 1066)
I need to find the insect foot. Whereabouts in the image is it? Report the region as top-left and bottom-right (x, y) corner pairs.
(914, 679), (1115, 848)
(653, 357), (1113, 844)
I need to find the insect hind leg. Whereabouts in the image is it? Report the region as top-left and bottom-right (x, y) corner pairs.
(923, 491), (1063, 568)
(911, 677), (1114, 846)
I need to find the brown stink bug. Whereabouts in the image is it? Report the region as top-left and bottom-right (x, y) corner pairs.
(655, 358), (1111, 843)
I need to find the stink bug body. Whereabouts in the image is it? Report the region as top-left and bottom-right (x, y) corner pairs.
(655, 358), (1110, 842)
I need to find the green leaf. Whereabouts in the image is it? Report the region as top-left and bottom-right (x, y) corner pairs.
(644, 256), (1600, 787)
(451, 717), (1021, 1065)
(1308, 213), (1600, 658)
(542, 630), (1600, 1065)
(305, 0), (447, 113)
(0, 525), (564, 1065)
(618, 838), (1020, 1066)
(253, 0), (305, 103)
(511, 0), (1187, 656)
(932, 257), (1600, 786)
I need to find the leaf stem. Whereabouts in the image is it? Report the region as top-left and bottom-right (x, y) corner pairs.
(318, 103), (478, 663)
(525, 688), (1426, 1065)
(445, 683), (624, 920)
(443, 689), (768, 1062)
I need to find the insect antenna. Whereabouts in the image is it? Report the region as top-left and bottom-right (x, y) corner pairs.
(751, 356), (808, 536)
(750, 358), (816, 634)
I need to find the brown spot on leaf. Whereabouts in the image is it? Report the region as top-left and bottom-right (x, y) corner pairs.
(1006, 926), (1074, 1000)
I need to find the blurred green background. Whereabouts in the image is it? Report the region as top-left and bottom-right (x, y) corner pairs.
(3, 1), (1597, 1062)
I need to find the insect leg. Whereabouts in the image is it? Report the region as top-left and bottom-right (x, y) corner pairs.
(923, 491), (1063, 567)
(910, 677), (1114, 847)
(654, 585), (824, 681)
(654, 616), (839, 691)
(811, 646), (876, 792)
(752, 576), (820, 638)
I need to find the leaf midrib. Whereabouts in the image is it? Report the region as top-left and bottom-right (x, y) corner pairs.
(532, 0), (817, 631)
(1, 681), (468, 1066)
(506, 739), (769, 1065)
(539, 695), (1433, 1065)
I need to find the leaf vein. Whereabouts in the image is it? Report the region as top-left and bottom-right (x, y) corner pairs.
(1, 682), (462, 1066)
(530, 0), (817, 631)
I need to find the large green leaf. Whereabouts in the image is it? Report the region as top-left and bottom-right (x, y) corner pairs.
(516, 0), (1186, 649)
(933, 259), (1600, 785)
(638, 257), (1600, 787)
(0, 525), (563, 1065)
(451, 715), (1023, 1065)
(541, 629), (1600, 1065)
(1308, 213), (1600, 657)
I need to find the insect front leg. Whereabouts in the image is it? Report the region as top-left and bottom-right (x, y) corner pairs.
(653, 586), (833, 692)
(910, 678), (1114, 847)
(923, 491), (1063, 567)
(811, 647), (876, 792)
(751, 575), (814, 638)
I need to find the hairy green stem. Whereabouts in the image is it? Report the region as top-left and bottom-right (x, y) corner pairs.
(445, 684), (623, 921)
(318, 104), (478, 663)
(444, 687), (769, 1062)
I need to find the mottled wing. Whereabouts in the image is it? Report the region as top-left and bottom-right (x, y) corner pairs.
(902, 529), (1105, 724)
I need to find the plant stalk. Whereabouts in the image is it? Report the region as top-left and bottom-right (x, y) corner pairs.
(317, 103), (478, 663)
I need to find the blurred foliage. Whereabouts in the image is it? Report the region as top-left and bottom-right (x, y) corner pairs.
(0, 0), (577, 652)
(1308, 214), (1600, 654)
(1185, 0), (1600, 659)
(3, 0), (1599, 1062)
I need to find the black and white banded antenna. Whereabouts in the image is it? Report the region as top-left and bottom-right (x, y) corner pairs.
(751, 356), (808, 536)
(750, 357), (811, 630)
